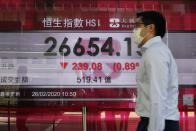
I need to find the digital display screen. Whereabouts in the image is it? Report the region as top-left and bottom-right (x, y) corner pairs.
(0, 32), (196, 100)
(0, 32), (196, 86)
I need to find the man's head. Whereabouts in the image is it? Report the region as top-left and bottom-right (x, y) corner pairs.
(133, 11), (166, 47)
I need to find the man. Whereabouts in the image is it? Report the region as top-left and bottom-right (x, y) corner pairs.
(133, 11), (179, 131)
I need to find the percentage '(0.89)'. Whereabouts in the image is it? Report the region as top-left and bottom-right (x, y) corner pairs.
(113, 62), (139, 72)
(44, 37), (131, 56)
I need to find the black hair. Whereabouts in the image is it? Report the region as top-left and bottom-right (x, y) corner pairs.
(136, 11), (166, 38)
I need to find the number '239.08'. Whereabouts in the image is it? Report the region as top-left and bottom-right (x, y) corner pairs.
(44, 37), (131, 56)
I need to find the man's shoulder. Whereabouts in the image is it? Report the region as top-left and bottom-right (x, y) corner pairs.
(144, 42), (169, 59)
(145, 43), (162, 55)
(151, 40), (167, 49)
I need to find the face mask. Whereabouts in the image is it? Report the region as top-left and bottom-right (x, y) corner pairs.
(133, 27), (149, 46)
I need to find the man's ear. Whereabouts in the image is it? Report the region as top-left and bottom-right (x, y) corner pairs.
(148, 24), (155, 35)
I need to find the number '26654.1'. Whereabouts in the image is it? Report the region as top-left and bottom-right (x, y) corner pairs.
(44, 37), (131, 56)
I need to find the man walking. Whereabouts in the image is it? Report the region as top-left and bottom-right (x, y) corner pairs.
(133, 11), (180, 131)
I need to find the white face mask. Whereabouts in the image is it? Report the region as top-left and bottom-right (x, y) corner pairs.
(133, 28), (144, 45)
(133, 27), (149, 46)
